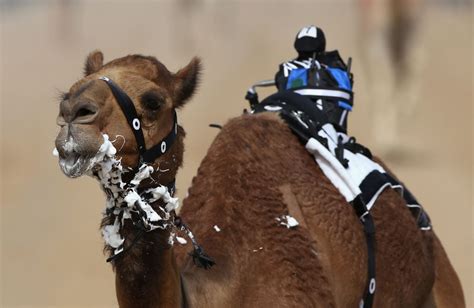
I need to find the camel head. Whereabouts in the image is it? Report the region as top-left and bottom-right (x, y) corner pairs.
(55, 50), (200, 180)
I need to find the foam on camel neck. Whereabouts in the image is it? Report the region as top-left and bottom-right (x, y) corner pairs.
(56, 134), (182, 255)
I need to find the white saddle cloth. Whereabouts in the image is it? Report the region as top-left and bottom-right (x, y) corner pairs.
(305, 124), (402, 210)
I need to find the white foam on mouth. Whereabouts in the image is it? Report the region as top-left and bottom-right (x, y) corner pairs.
(80, 134), (181, 254)
(63, 136), (77, 152)
(54, 135), (119, 178)
(59, 154), (87, 178)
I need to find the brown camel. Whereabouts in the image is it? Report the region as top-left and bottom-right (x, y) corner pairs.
(55, 51), (464, 307)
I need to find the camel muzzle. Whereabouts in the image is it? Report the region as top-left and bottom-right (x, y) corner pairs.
(58, 150), (89, 178)
(55, 138), (94, 178)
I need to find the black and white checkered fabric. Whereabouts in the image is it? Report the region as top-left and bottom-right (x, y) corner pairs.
(252, 91), (431, 230)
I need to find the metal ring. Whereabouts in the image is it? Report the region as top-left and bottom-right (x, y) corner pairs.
(132, 118), (140, 130)
(369, 278), (376, 294)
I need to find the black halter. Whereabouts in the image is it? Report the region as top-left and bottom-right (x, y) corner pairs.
(98, 77), (215, 269)
(99, 76), (178, 165)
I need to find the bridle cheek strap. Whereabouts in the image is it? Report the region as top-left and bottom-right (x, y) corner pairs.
(141, 111), (178, 163)
(99, 76), (178, 164)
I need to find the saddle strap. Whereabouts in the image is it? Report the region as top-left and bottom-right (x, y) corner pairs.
(353, 196), (376, 308)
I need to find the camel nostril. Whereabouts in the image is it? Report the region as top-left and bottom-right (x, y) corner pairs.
(73, 106), (98, 123)
(77, 108), (95, 118)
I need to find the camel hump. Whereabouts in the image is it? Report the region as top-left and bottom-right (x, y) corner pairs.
(218, 113), (292, 148)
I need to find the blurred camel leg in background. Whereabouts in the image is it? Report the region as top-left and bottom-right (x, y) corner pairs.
(357, 0), (424, 153)
(171, 0), (199, 56)
(52, 0), (81, 45)
(387, 0), (425, 119)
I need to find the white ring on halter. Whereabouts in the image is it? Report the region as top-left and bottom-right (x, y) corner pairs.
(369, 278), (376, 294)
(161, 141), (166, 153)
(132, 118), (141, 130)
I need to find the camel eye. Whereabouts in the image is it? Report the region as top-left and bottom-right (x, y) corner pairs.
(140, 91), (164, 111)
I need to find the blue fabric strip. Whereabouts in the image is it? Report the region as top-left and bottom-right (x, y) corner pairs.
(327, 67), (352, 90)
(338, 101), (353, 111)
(286, 68), (308, 89)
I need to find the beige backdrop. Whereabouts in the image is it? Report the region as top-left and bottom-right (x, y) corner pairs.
(1, 1), (472, 307)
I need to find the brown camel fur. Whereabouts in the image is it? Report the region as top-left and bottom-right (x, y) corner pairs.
(55, 52), (464, 307)
(175, 113), (464, 307)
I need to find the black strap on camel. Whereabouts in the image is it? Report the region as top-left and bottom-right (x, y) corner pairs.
(251, 90), (377, 308)
(99, 76), (214, 269)
(352, 196), (377, 308)
(99, 76), (178, 165)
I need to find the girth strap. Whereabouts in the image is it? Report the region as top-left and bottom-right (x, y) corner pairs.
(99, 76), (177, 164)
(352, 196), (376, 308)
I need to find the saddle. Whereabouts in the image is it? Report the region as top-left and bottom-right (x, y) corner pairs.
(251, 90), (431, 230)
(274, 50), (354, 132)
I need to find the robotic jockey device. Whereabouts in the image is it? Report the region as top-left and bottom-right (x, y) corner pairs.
(246, 25), (354, 132)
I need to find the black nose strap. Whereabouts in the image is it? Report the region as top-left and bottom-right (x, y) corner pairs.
(99, 76), (178, 164)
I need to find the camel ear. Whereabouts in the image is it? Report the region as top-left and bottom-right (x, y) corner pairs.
(84, 50), (104, 76)
(173, 57), (201, 108)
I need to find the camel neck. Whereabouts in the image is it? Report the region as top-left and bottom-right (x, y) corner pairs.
(113, 223), (182, 308)
(97, 163), (182, 307)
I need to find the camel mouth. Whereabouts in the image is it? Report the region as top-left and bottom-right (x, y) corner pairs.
(58, 151), (93, 178)
(54, 134), (118, 179)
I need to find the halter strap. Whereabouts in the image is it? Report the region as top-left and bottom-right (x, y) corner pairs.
(99, 76), (178, 164)
(97, 77), (214, 268)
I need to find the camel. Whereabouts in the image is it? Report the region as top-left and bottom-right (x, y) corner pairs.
(54, 51), (464, 307)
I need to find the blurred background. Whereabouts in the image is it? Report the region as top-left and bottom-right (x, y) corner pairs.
(1, 0), (472, 307)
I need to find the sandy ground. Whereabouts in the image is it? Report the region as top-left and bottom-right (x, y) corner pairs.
(1, 1), (472, 307)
